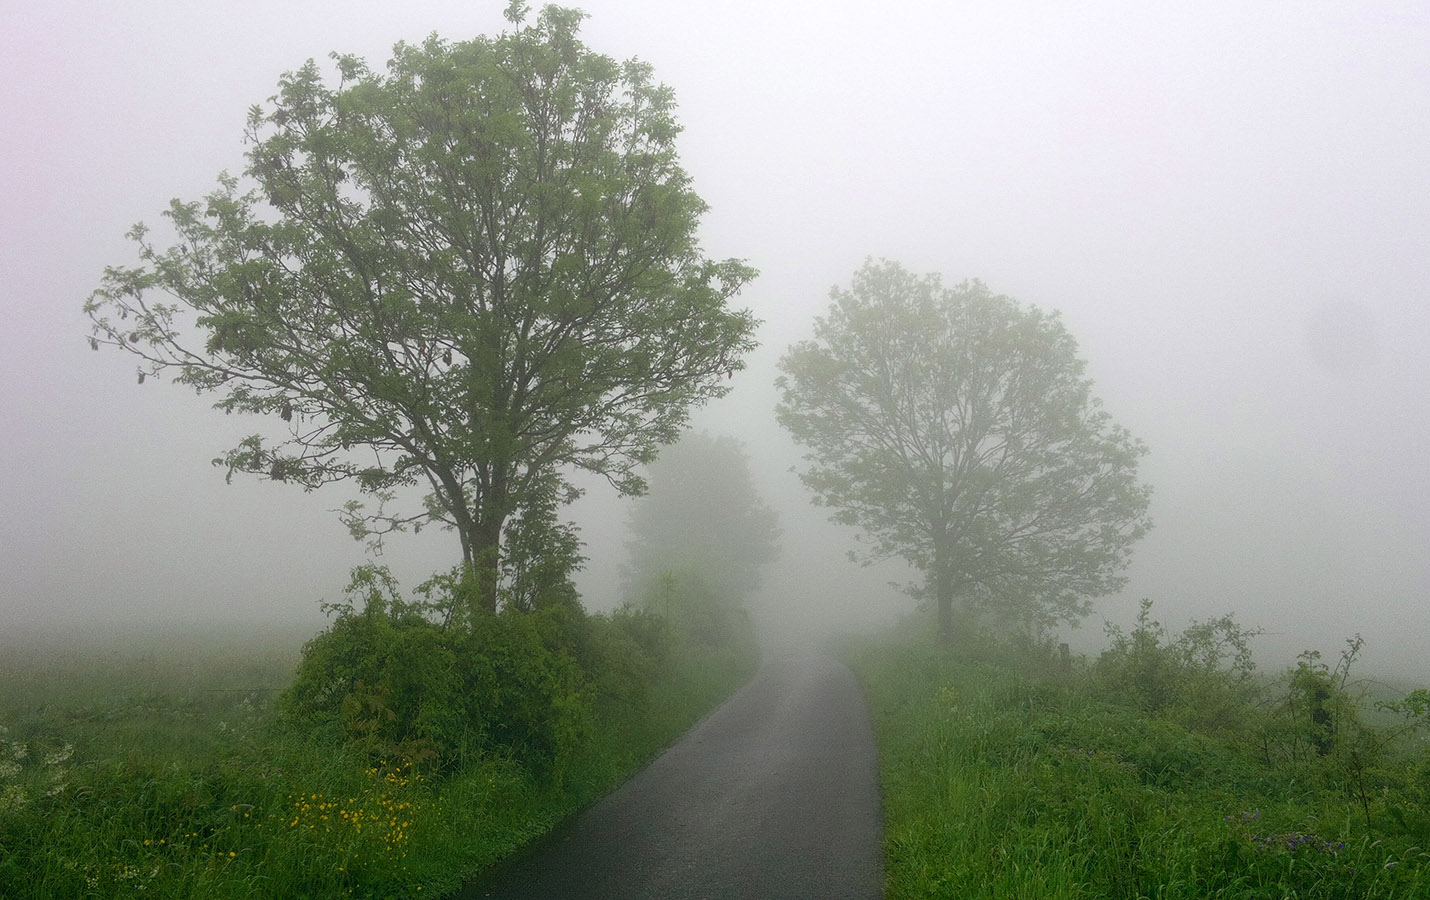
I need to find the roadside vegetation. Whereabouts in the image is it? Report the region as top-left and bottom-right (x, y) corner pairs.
(1, 430), (775, 899)
(848, 604), (1430, 899)
(0, 589), (755, 899)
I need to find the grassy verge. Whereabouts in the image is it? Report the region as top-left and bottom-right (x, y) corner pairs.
(0, 629), (755, 899)
(846, 634), (1430, 899)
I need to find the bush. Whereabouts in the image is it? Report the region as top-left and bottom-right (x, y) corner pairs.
(280, 568), (458, 761)
(453, 607), (592, 777)
(575, 605), (672, 715)
(1094, 599), (1261, 733)
(281, 565), (679, 780)
(636, 569), (754, 651)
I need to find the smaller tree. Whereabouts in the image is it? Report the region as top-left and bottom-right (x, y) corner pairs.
(776, 260), (1152, 643)
(622, 431), (779, 643)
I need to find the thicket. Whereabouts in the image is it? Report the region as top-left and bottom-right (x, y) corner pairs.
(851, 602), (1430, 899)
(279, 563), (679, 781)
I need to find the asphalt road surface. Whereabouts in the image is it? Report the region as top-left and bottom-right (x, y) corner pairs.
(457, 646), (884, 899)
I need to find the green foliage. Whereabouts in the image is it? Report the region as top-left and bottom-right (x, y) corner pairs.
(1254, 636), (1430, 830)
(1, 614), (752, 898)
(622, 431), (776, 649)
(283, 566), (610, 777)
(1096, 599), (1262, 732)
(776, 259), (1152, 642)
(84, 4), (757, 615)
(848, 633), (1430, 899)
(575, 604), (673, 715)
(637, 568), (755, 650)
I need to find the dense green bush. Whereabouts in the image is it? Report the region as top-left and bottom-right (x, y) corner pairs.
(575, 605), (672, 715)
(281, 565), (677, 778)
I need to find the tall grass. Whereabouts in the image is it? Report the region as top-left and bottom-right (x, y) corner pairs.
(848, 634), (1430, 899)
(0, 628), (755, 898)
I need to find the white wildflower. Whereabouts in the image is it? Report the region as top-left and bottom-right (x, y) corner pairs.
(0, 784), (26, 813)
(11, 742), (26, 761)
(43, 744), (74, 766)
(0, 759), (19, 780)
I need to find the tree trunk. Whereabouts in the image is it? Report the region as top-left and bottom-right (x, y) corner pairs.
(466, 515), (505, 618)
(933, 541), (955, 646)
(935, 580), (955, 645)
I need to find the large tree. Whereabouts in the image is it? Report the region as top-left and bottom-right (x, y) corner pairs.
(84, 4), (757, 620)
(776, 260), (1151, 643)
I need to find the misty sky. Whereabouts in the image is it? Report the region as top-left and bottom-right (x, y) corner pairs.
(2, 1), (1427, 674)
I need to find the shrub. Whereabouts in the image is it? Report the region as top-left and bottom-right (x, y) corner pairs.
(451, 607), (592, 778)
(280, 582), (465, 765)
(637, 568), (754, 651)
(282, 565), (679, 781)
(1095, 599), (1261, 733)
(575, 606), (672, 714)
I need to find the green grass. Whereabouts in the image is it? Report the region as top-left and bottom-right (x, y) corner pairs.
(0, 628), (755, 898)
(846, 636), (1430, 899)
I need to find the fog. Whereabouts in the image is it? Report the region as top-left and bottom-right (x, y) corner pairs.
(3, 2), (1426, 676)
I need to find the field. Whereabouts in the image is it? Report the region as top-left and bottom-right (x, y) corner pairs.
(847, 624), (1430, 899)
(0, 625), (754, 898)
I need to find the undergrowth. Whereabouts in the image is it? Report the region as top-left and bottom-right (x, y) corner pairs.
(848, 604), (1430, 899)
(0, 589), (756, 898)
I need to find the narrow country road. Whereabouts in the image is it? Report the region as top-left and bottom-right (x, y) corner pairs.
(457, 646), (884, 900)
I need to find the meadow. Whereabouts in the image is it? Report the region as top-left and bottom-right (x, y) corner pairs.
(848, 608), (1430, 899)
(0, 621), (754, 898)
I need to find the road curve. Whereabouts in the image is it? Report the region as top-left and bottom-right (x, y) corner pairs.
(456, 646), (884, 900)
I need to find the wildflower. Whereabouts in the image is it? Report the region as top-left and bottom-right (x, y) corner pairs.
(43, 744), (74, 766)
(1250, 831), (1342, 855)
(0, 784), (29, 813)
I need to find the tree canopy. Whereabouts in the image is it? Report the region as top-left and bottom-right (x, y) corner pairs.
(623, 431), (779, 644)
(84, 3), (757, 620)
(775, 260), (1151, 642)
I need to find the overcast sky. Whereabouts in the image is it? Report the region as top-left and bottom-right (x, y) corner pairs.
(2, 1), (1426, 674)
